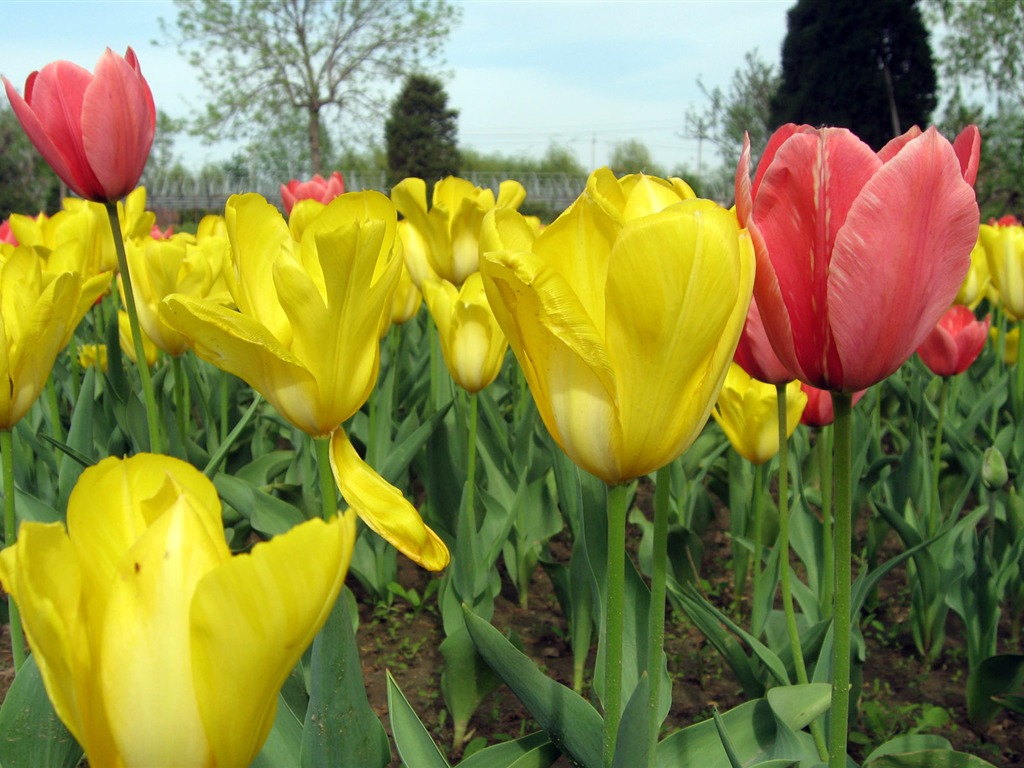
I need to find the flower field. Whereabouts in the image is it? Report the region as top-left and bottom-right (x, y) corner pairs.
(0, 47), (1022, 768)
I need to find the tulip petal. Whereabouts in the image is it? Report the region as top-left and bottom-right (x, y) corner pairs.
(0, 523), (118, 767)
(101, 492), (226, 767)
(160, 294), (323, 432)
(829, 128), (978, 390)
(329, 428), (450, 570)
(753, 128), (881, 387)
(191, 511), (354, 766)
(80, 48), (155, 201)
(605, 202), (754, 477)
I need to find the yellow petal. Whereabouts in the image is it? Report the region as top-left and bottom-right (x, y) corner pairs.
(191, 510), (355, 767)
(329, 428), (450, 570)
(0, 523), (118, 767)
(101, 491), (226, 767)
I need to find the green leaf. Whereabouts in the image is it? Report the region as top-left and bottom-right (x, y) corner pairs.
(387, 672), (451, 768)
(966, 653), (1024, 726)
(458, 732), (560, 768)
(440, 625), (503, 748)
(863, 735), (952, 764)
(0, 654), (83, 768)
(462, 605), (604, 768)
(611, 674), (650, 768)
(866, 751), (998, 768)
(250, 693), (303, 768)
(214, 473), (306, 536)
(379, 399), (452, 486)
(300, 588), (391, 768)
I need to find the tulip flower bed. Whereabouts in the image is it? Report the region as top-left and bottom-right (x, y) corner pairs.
(1, 48), (1023, 768)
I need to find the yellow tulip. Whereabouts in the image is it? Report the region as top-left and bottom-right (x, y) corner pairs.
(990, 324), (1020, 365)
(381, 259), (423, 338)
(118, 309), (159, 367)
(77, 343), (108, 372)
(160, 192), (448, 570)
(392, 176), (526, 286)
(0, 453), (355, 768)
(980, 221), (1024, 319)
(480, 168), (754, 485)
(422, 272), (508, 392)
(955, 236), (991, 309)
(121, 231), (233, 356)
(712, 364), (807, 465)
(0, 244), (110, 428)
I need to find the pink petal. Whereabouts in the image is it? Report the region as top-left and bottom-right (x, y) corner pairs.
(953, 125), (981, 187)
(752, 128), (880, 387)
(877, 125), (923, 164)
(829, 128), (978, 390)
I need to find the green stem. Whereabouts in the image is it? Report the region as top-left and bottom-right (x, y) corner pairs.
(219, 371), (229, 445)
(314, 436), (337, 520)
(1015, 320), (1024, 419)
(929, 377), (949, 537)
(777, 386), (828, 761)
(2, 429), (25, 673)
(820, 425), (834, 620)
(466, 391), (479, 530)
(44, 380), (64, 472)
(107, 202), (162, 454)
(604, 482), (629, 768)
(172, 355), (189, 450)
(750, 462), (766, 631)
(829, 392), (854, 768)
(646, 464), (671, 766)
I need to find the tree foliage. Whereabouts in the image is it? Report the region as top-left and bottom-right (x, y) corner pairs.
(164, 0), (460, 175)
(0, 103), (60, 218)
(684, 50), (780, 172)
(609, 139), (664, 177)
(925, 0), (1024, 101)
(771, 0), (937, 150)
(385, 74), (460, 189)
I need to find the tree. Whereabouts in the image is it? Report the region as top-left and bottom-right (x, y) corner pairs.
(385, 74), (459, 189)
(609, 139), (664, 177)
(684, 50), (780, 173)
(0, 103), (60, 218)
(164, 0), (460, 176)
(770, 0), (937, 150)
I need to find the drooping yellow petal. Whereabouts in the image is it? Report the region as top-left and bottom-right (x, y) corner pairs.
(190, 510), (355, 767)
(329, 428), (449, 570)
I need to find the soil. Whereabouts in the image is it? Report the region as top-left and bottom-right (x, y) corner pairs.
(1, 496), (1021, 768)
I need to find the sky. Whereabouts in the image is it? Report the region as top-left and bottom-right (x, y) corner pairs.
(1, 0), (793, 174)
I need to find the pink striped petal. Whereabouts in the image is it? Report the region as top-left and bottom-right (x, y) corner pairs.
(828, 128), (978, 390)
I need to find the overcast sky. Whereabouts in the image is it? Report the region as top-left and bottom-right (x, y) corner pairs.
(2, 0), (792, 173)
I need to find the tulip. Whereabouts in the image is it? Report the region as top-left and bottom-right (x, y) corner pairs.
(77, 343), (108, 372)
(979, 219), (1024, 320)
(734, 297), (793, 385)
(280, 171), (346, 215)
(736, 124), (980, 392)
(0, 453), (356, 767)
(0, 244), (110, 428)
(160, 192), (448, 570)
(422, 273), (508, 393)
(481, 167), (754, 486)
(0, 219), (16, 245)
(713, 364), (806, 465)
(990, 325), (1020, 366)
(118, 310), (159, 368)
(917, 305), (990, 377)
(385, 259), (423, 332)
(393, 176), (527, 286)
(3, 48), (155, 203)
(955, 237), (992, 309)
(800, 383), (865, 428)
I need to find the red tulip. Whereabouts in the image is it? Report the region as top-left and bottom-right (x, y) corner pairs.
(0, 219), (16, 245)
(734, 297), (793, 385)
(799, 383), (866, 427)
(280, 171), (346, 215)
(916, 305), (990, 377)
(736, 124), (980, 392)
(3, 48), (155, 204)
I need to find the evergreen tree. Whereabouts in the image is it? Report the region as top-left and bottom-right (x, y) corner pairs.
(385, 74), (460, 189)
(770, 0), (937, 150)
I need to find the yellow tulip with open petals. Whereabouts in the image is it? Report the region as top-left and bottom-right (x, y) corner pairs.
(160, 192), (448, 570)
(392, 175), (526, 286)
(0, 244), (110, 428)
(712, 363), (807, 465)
(422, 272), (508, 392)
(480, 168), (754, 485)
(980, 220), (1024, 319)
(0, 454), (355, 768)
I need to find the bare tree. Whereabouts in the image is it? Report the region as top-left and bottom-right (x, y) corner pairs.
(163, 0), (460, 175)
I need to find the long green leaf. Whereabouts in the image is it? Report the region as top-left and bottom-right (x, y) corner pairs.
(387, 672), (451, 768)
(458, 732), (560, 768)
(0, 654), (83, 768)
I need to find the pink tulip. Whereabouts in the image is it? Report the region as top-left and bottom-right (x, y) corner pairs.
(916, 305), (990, 377)
(736, 124), (980, 392)
(280, 171), (346, 215)
(799, 383), (867, 428)
(0, 219), (16, 245)
(3, 48), (155, 204)
(734, 297), (793, 385)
